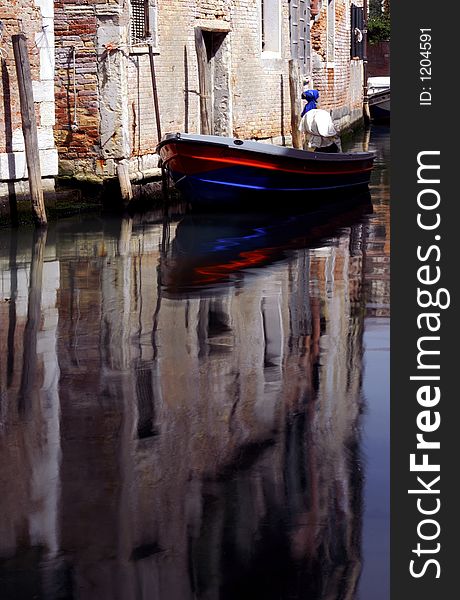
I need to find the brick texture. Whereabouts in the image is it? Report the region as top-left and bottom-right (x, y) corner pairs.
(368, 41), (390, 77)
(128, 0), (293, 159)
(2, 1), (364, 182)
(54, 1), (100, 161)
(311, 0), (364, 128)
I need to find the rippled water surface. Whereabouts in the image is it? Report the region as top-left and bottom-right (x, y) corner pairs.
(0, 126), (390, 599)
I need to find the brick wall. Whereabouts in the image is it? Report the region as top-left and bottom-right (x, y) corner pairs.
(127, 0), (293, 169)
(53, 1), (296, 177)
(230, 0), (292, 140)
(368, 40), (390, 77)
(0, 3), (41, 153)
(310, 0), (363, 130)
(0, 0), (58, 198)
(54, 1), (100, 176)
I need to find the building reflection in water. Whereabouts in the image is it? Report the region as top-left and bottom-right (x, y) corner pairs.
(0, 182), (389, 599)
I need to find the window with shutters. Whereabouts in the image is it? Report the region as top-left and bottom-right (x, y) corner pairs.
(130, 0), (158, 48)
(261, 0), (281, 56)
(351, 3), (364, 59)
(289, 0), (311, 76)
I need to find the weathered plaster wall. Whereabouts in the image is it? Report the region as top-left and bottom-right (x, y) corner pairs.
(126, 0), (292, 171)
(97, 10), (130, 160)
(230, 0), (291, 140)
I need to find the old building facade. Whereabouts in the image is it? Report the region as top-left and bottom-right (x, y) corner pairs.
(1, 1), (365, 198)
(310, 0), (365, 130)
(53, 0), (365, 182)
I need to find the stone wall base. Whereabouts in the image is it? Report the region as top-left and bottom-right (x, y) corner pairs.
(0, 178), (56, 218)
(0, 177), (55, 201)
(58, 153), (161, 183)
(57, 135), (297, 187)
(332, 108), (364, 133)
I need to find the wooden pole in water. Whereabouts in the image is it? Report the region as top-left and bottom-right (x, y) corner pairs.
(288, 60), (303, 149)
(194, 28), (212, 135)
(148, 44), (170, 202)
(117, 159), (133, 205)
(148, 44), (162, 143)
(118, 215), (133, 257)
(12, 34), (47, 226)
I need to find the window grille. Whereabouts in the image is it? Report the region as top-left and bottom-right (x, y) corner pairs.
(131, 0), (157, 46)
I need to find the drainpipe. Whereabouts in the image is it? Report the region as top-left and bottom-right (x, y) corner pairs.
(363, 0), (371, 123)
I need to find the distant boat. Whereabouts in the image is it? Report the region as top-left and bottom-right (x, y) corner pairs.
(368, 77), (390, 121)
(157, 133), (375, 208)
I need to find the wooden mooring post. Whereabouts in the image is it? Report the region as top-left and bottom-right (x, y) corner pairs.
(288, 60), (303, 149)
(148, 44), (170, 203)
(194, 28), (212, 135)
(148, 44), (162, 143)
(12, 34), (47, 226)
(117, 159), (133, 205)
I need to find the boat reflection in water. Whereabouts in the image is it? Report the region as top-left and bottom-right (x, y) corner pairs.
(0, 189), (379, 599)
(162, 192), (372, 296)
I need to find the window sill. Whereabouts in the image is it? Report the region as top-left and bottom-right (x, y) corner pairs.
(261, 51), (282, 60)
(129, 45), (159, 56)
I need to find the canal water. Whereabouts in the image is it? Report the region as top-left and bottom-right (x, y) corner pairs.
(0, 126), (389, 599)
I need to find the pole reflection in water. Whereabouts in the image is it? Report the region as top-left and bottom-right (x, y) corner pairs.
(0, 129), (390, 600)
(18, 228), (47, 416)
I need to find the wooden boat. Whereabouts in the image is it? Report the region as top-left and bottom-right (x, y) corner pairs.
(368, 77), (390, 121)
(157, 133), (375, 207)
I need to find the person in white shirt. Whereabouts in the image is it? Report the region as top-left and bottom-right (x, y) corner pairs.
(298, 89), (342, 153)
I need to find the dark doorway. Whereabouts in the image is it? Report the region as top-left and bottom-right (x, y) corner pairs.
(195, 29), (231, 135)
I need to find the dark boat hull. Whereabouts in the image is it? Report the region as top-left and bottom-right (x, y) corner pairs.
(157, 133), (375, 207)
(369, 89), (391, 121)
